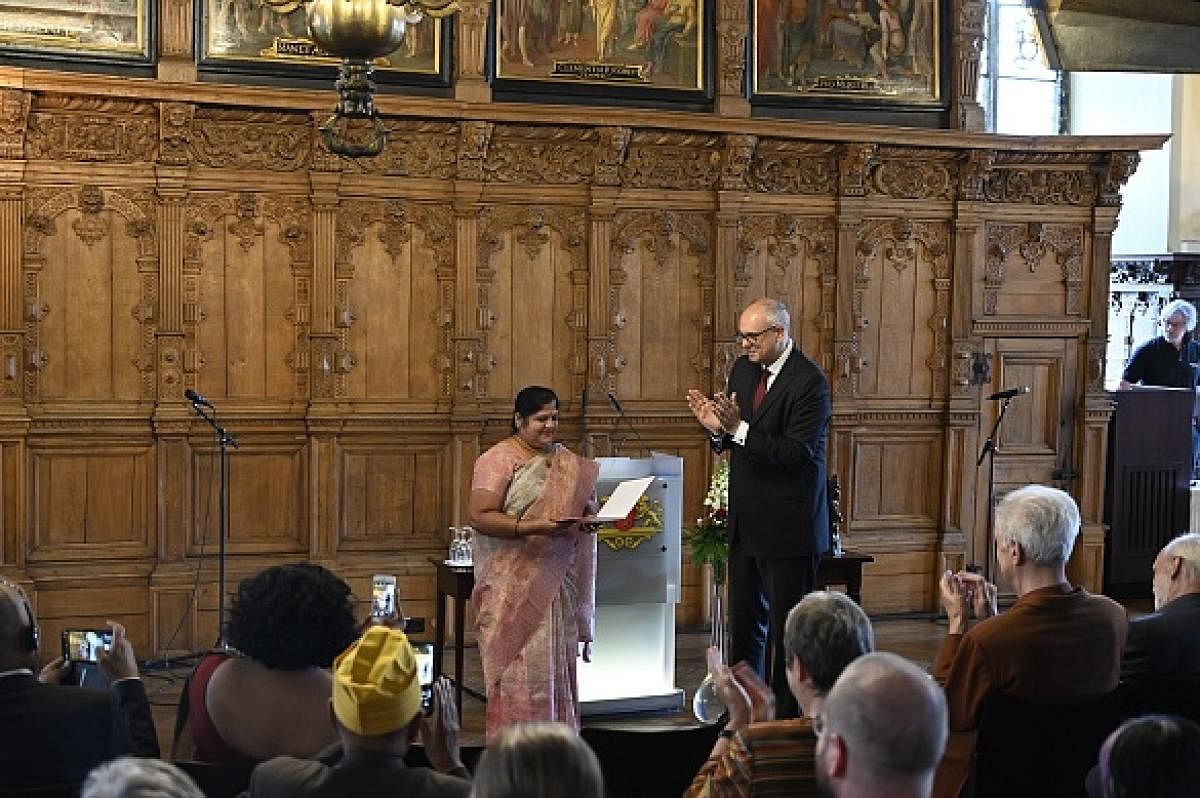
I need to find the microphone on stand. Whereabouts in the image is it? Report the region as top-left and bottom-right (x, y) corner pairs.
(184, 388), (214, 408)
(985, 386), (1030, 401)
(607, 391), (651, 455)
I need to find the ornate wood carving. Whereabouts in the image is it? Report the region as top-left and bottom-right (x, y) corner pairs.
(189, 109), (312, 172)
(985, 221), (1085, 315)
(594, 127), (631, 187)
(1096, 152), (1141, 208)
(158, 102), (194, 167)
(838, 143), (878, 198)
(952, 0), (986, 132)
(621, 132), (722, 190)
(868, 148), (957, 200)
(483, 126), (596, 184)
(457, 122), (494, 182)
(26, 96), (158, 163)
(0, 90), (31, 160)
(748, 139), (838, 195)
(355, 121), (459, 178)
(719, 135), (757, 192)
(715, 0), (748, 96)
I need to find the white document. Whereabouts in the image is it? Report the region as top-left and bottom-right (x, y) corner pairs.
(592, 476), (656, 522)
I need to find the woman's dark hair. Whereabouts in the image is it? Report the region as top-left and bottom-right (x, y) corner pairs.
(511, 385), (559, 433)
(1106, 714), (1200, 798)
(472, 722), (603, 798)
(225, 563), (358, 670)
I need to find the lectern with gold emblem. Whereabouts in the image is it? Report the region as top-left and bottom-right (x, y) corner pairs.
(578, 454), (684, 715)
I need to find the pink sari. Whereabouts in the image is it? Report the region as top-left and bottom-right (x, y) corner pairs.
(471, 439), (599, 742)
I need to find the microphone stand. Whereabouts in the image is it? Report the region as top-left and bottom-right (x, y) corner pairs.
(974, 395), (1016, 583)
(188, 399), (239, 649)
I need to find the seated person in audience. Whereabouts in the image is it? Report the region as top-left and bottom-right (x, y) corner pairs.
(1093, 715), (1200, 798)
(1121, 532), (1200, 685)
(472, 722), (603, 798)
(814, 651), (948, 798)
(686, 590), (874, 797)
(931, 484), (1128, 798)
(184, 563), (359, 762)
(83, 757), (205, 798)
(0, 579), (158, 790)
(245, 625), (469, 797)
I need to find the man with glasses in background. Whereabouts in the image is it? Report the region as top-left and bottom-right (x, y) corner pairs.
(687, 297), (831, 718)
(1120, 298), (1200, 478)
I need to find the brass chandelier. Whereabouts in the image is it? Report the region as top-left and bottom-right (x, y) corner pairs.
(263, 0), (460, 157)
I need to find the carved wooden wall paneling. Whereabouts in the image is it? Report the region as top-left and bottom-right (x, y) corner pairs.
(0, 81), (1162, 646)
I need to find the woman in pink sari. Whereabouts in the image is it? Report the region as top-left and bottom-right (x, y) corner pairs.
(469, 385), (600, 742)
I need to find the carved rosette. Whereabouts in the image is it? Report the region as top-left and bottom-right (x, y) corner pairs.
(594, 127), (631, 187)
(457, 122), (494, 182)
(749, 140), (839, 195)
(26, 96), (159, 163)
(868, 150), (956, 200)
(622, 131), (722, 190)
(483, 126), (596, 184)
(158, 102), (194, 167)
(23, 185), (159, 400)
(0, 89), (31, 160)
(985, 221), (1085, 315)
(189, 109), (312, 172)
(838, 144), (878, 197)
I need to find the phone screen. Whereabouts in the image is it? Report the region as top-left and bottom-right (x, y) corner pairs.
(371, 575), (397, 619)
(62, 629), (113, 663)
(414, 642), (434, 712)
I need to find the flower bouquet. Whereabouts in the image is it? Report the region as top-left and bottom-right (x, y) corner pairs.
(686, 459), (730, 585)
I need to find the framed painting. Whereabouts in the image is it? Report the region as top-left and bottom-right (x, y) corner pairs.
(198, 0), (449, 84)
(753, 0), (942, 105)
(492, 0), (710, 100)
(0, 0), (152, 64)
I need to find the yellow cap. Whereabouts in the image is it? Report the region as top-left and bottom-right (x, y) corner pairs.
(331, 626), (422, 736)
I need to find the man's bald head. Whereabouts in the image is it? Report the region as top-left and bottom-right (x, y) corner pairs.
(0, 579), (38, 670)
(818, 652), (948, 796)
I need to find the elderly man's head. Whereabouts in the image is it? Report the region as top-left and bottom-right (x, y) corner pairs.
(1160, 299), (1197, 347)
(782, 591), (874, 707)
(1151, 532), (1200, 611)
(815, 652), (948, 797)
(993, 485), (1080, 580)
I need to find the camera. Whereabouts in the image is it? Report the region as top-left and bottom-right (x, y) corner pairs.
(413, 642), (434, 713)
(371, 575), (397, 619)
(61, 629), (113, 663)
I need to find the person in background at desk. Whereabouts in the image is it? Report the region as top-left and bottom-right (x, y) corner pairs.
(468, 385), (600, 743)
(1120, 298), (1200, 478)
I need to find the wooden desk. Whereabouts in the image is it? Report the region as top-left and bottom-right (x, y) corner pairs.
(429, 556), (478, 719)
(817, 551), (874, 605)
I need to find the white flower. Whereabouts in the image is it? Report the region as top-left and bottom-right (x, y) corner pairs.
(702, 460), (729, 511)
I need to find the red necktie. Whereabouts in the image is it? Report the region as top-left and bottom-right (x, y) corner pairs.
(753, 366), (769, 412)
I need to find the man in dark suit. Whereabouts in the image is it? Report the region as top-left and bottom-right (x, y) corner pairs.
(1122, 532), (1200, 684)
(246, 625), (469, 798)
(0, 578), (158, 790)
(687, 297), (831, 718)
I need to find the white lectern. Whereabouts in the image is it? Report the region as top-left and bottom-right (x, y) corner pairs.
(578, 453), (684, 715)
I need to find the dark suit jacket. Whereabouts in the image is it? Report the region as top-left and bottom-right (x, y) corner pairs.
(0, 674), (159, 789)
(714, 347), (831, 557)
(246, 745), (471, 798)
(1121, 592), (1200, 683)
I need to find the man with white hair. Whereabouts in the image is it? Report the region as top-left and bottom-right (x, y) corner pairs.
(83, 758), (204, 798)
(930, 485), (1127, 798)
(1120, 298), (1200, 476)
(1121, 532), (1200, 684)
(814, 652), (948, 798)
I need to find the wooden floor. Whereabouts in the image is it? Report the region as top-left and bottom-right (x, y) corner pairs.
(146, 614), (950, 751)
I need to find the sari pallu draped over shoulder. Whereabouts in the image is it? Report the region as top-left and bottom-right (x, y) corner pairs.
(471, 443), (599, 708)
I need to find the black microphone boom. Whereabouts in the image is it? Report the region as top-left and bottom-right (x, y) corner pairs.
(607, 391), (651, 455)
(985, 386), (1030, 401)
(184, 388), (214, 408)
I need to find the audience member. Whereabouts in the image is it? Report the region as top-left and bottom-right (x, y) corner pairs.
(245, 625), (470, 797)
(814, 652), (948, 798)
(82, 757), (204, 798)
(686, 590), (874, 796)
(0, 578), (158, 790)
(183, 563), (359, 762)
(1121, 532), (1200, 684)
(471, 722), (604, 798)
(1095, 715), (1200, 798)
(931, 485), (1128, 798)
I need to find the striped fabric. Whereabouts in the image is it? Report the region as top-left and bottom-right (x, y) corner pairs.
(684, 718), (822, 798)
